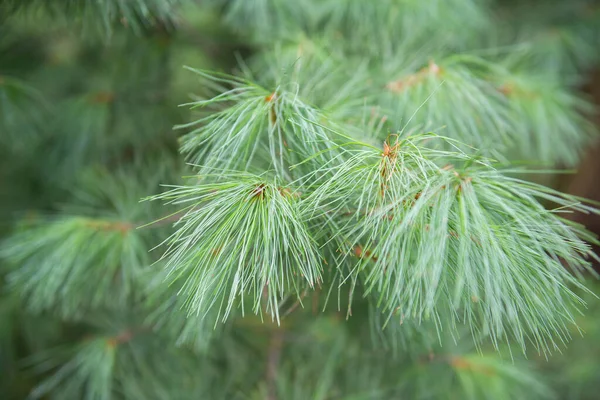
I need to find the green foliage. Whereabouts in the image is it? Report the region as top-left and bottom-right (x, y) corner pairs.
(144, 285), (218, 352)
(535, 283), (600, 400)
(27, 317), (218, 400)
(497, 71), (596, 165)
(329, 0), (491, 53)
(178, 69), (340, 177)
(381, 57), (513, 155)
(246, 43), (372, 122)
(1, 0), (600, 399)
(30, 338), (117, 400)
(0, 168), (166, 318)
(496, 0), (600, 76)
(1, 0), (190, 35)
(0, 76), (45, 150)
(301, 132), (599, 352)
(145, 172), (323, 322)
(2, 216), (146, 317)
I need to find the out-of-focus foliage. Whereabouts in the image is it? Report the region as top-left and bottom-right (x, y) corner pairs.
(1, 0), (600, 399)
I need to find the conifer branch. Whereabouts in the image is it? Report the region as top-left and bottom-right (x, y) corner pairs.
(144, 172), (324, 323)
(178, 69), (339, 178)
(3, 1), (600, 398)
(3, 0), (189, 35)
(1, 216), (150, 317)
(380, 56), (513, 156)
(304, 134), (599, 353)
(496, 71), (596, 165)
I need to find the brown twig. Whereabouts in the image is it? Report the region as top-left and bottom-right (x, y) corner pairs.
(104, 325), (152, 348)
(379, 137), (400, 198)
(281, 289), (309, 318)
(89, 91), (115, 104)
(386, 61), (441, 93)
(311, 287), (320, 315)
(266, 92), (278, 125)
(138, 208), (193, 229)
(266, 328), (285, 400)
(84, 219), (134, 234)
(106, 329), (135, 348)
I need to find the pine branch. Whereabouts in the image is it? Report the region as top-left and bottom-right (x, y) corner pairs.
(26, 319), (215, 400)
(246, 41), (373, 123)
(0, 167), (166, 317)
(221, 0), (327, 44)
(144, 271), (219, 352)
(144, 172), (324, 323)
(178, 68), (339, 178)
(497, 0), (600, 76)
(28, 338), (116, 400)
(305, 134), (600, 353)
(3, 0), (600, 398)
(0, 216), (148, 317)
(2, 0), (190, 35)
(380, 56), (513, 157)
(497, 71), (596, 165)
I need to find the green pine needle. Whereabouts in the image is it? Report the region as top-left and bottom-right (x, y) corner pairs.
(498, 72), (596, 165)
(178, 68), (338, 178)
(3, 0), (188, 35)
(305, 135), (599, 353)
(381, 56), (513, 156)
(0, 167), (164, 317)
(1, 216), (147, 317)
(29, 338), (116, 400)
(144, 172), (323, 323)
(246, 41), (373, 123)
(144, 268), (219, 352)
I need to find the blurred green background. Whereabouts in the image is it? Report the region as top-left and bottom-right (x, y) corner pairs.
(1, 1), (600, 399)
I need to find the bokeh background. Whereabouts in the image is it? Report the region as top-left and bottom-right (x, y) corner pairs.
(1, 1), (600, 399)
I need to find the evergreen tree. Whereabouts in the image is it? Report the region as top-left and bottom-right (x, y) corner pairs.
(1, 0), (600, 399)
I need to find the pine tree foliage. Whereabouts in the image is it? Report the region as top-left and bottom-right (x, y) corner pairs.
(536, 283), (600, 400)
(1, 0), (189, 35)
(496, 0), (600, 76)
(26, 313), (222, 400)
(1, 0), (600, 399)
(145, 172), (323, 322)
(1, 168), (169, 318)
(178, 70), (340, 177)
(382, 57), (514, 156)
(490, 70), (596, 165)
(0, 76), (45, 150)
(302, 133), (599, 352)
(144, 283), (217, 352)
